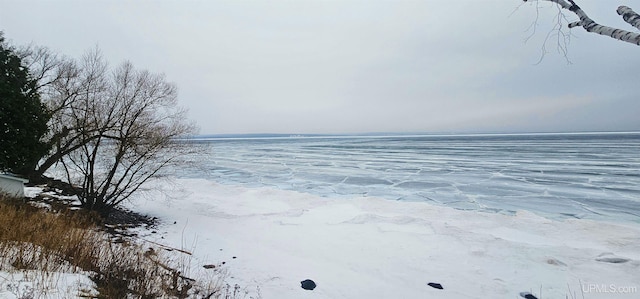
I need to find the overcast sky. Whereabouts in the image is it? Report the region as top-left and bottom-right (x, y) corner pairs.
(2, 0), (639, 134)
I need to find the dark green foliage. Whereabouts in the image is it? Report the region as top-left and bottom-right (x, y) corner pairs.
(0, 33), (50, 176)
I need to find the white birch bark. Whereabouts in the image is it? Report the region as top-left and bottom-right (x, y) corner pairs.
(617, 6), (640, 31)
(524, 0), (640, 46)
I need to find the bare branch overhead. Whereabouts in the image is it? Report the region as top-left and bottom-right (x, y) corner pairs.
(524, 0), (640, 46)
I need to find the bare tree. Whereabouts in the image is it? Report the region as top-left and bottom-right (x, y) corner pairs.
(20, 46), (196, 215)
(54, 52), (196, 215)
(523, 0), (640, 46)
(18, 45), (108, 182)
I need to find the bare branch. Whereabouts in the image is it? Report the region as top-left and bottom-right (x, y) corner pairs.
(523, 0), (640, 46)
(618, 6), (640, 31)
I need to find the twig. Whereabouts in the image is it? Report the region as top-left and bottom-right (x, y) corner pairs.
(139, 238), (193, 255)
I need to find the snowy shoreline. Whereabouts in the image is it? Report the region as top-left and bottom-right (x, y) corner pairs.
(129, 178), (640, 299)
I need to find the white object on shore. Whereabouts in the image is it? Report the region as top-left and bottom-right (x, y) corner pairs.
(0, 173), (29, 197)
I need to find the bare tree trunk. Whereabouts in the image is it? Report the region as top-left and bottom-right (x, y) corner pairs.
(524, 0), (640, 46)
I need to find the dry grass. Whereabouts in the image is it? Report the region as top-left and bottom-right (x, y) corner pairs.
(0, 194), (252, 298)
(0, 197), (96, 272)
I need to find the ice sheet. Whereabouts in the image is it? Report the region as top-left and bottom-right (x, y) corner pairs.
(180, 133), (640, 223)
(130, 178), (640, 299)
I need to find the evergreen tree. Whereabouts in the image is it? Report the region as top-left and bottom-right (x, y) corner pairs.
(0, 33), (50, 177)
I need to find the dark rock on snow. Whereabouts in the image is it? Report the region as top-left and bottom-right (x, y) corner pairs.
(519, 291), (538, 299)
(596, 257), (630, 263)
(427, 282), (443, 290)
(301, 279), (316, 290)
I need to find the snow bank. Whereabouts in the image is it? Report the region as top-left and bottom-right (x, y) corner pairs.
(0, 268), (95, 299)
(130, 178), (640, 299)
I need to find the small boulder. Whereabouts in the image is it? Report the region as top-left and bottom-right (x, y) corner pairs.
(519, 292), (538, 299)
(595, 253), (630, 264)
(301, 279), (316, 290)
(546, 258), (567, 266)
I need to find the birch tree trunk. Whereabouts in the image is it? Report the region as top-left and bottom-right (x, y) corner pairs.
(617, 6), (640, 31)
(524, 0), (640, 46)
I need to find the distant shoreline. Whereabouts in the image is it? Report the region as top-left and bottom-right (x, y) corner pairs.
(186, 131), (640, 141)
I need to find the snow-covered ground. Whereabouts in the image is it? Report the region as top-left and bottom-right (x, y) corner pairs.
(128, 178), (640, 299)
(0, 269), (95, 299)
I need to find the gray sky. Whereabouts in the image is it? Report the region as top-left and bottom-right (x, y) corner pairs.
(2, 0), (639, 134)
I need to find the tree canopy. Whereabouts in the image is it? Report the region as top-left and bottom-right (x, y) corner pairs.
(15, 44), (197, 216)
(2, 33), (196, 216)
(54, 51), (197, 215)
(0, 33), (50, 176)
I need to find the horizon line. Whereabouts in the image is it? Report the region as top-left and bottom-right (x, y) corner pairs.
(189, 130), (640, 139)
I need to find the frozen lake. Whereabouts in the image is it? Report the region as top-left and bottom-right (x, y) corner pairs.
(126, 132), (640, 298)
(179, 132), (640, 223)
